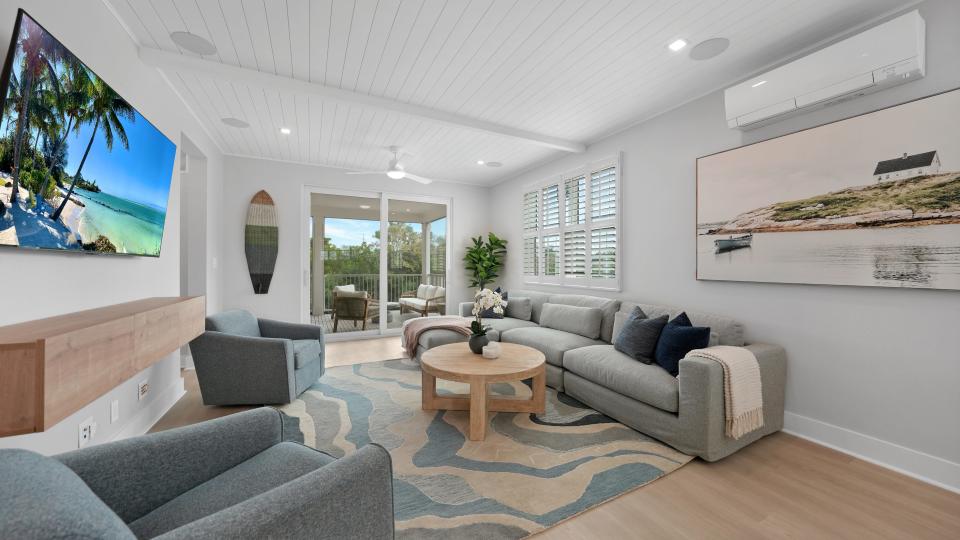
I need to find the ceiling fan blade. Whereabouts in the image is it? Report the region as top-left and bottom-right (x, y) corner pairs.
(346, 170), (387, 175)
(404, 173), (434, 185)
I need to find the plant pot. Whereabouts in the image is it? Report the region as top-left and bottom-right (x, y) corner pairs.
(468, 334), (489, 354)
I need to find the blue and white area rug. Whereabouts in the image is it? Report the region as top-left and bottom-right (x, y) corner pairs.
(276, 359), (691, 539)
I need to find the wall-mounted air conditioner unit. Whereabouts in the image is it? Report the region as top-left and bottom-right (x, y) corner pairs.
(724, 10), (925, 130)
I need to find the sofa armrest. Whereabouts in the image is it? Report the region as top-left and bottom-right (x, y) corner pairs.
(258, 318), (325, 342)
(459, 302), (474, 317)
(56, 408), (284, 524)
(154, 444), (395, 540)
(677, 343), (787, 451)
(189, 332), (296, 405)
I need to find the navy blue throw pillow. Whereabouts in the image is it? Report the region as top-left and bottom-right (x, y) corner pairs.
(613, 308), (667, 364)
(653, 312), (710, 377)
(479, 288), (507, 319)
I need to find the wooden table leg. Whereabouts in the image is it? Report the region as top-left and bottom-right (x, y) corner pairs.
(421, 369), (437, 410)
(469, 377), (487, 441)
(531, 367), (546, 414)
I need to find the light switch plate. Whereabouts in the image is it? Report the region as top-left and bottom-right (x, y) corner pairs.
(110, 400), (120, 423)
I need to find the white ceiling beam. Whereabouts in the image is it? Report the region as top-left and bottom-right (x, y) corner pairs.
(138, 47), (586, 153)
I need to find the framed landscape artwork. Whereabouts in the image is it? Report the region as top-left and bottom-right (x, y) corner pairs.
(697, 88), (960, 291)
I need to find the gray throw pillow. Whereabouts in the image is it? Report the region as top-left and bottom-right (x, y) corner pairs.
(505, 297), (532, 321)
(614, 307), (668, 364)
(539, 303), (604, 339)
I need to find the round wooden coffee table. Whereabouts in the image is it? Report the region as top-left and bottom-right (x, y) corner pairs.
(420, 342), (546, 441)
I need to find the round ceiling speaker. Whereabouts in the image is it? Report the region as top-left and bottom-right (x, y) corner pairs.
(221, 117), (250, 128)
(170, 31), (217, 56)
(689, 37), (729, 61)
(485, 161), (503, 168)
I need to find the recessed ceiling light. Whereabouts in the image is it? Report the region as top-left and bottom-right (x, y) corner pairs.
(689, 37), (729, 61)
(476, 160), (485, 165)
(751, 80), (767, 88)
(221, 117), (249, 128)
(359, 204), (371, 209)
(279, 127), (291, 135)
(169, 31), (217, 56)
(668, 39), (687, 52)
(485, 161), (502, 168)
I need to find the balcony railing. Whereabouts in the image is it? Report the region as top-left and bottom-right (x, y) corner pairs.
(323, 273), (446, 311)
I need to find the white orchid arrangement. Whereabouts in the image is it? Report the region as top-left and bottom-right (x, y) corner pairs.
(470, 288), (504, 336)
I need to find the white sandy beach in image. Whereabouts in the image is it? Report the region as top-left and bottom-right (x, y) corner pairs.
(0, 181), (85, 249)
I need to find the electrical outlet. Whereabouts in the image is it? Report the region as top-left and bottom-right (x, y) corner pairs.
(138, 380), (149, 401)
(78, 417), (97, 448)
(110, 400), (120, 423)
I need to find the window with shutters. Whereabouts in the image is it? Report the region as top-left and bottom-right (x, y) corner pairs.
(521, 155), (620, 290)
(542, 184), (560, 229)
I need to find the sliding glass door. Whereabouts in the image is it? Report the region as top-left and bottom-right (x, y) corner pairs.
(304, 189), (449, 339)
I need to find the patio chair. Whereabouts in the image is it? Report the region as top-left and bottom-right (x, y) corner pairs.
(399, 284), (446, 317)
(332, 290), (375, 331)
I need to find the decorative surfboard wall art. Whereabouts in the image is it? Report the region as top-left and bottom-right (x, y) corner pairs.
(245, 190), (278, 294)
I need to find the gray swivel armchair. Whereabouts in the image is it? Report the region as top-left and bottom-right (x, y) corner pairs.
(0, 408), (395, 539)
(189, 310), (325, 405)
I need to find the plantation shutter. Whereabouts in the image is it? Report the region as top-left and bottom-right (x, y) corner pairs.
(591, 227), (617, 279)
(542, 234), (560, 276)
(563, 230), (586, 277)
(542, 184), (560, 228)
(523, 191), (539, 232)
(523, 237), (538, 276)
(591, 167), (616, 221)
(564, 176), (586, 225)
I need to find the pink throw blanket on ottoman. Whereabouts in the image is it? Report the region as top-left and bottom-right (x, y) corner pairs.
(402, 316), (472, 358)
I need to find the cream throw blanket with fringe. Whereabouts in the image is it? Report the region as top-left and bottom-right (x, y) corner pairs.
(686, 345), (764, 439)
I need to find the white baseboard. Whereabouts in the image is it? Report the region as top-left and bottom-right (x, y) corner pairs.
(110, 377), (185, 442)
(783, 411), (960, 494)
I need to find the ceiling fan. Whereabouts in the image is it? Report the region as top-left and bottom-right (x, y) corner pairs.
(346, 146), (436, 184)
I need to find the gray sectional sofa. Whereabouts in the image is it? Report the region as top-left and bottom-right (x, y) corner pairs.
(409, 290), (786, 461)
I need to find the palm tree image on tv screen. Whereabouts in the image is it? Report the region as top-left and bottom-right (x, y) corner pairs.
(0, 11), (176, 256)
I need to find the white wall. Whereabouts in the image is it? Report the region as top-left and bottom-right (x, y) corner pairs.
(220, 156), (489, 324)
(490, 0), (960, 490)
(0, 0), (223, 454)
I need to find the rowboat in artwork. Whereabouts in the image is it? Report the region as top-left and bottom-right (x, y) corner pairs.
(714, 234), (753, 253)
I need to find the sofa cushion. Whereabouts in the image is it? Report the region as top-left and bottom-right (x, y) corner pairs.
(613, 309), (668, 364)
(128, 442), (333, 538)
(654, 313), (711, 377)
(620, 301), (744, 346)
(504, 297), (532, 321)
(484, 317), (538, 335)
(539, 303), (604, 339)
(564, 345), (680, 413)
(0, 449), (136, 540)
(293, 339), (322, 369)
(500, 326), (604, 367)
(207, 309), (261, 337)
(417, 328), (484, 349)
(546, 294), (621, 342)
(508, 290), (553, 323)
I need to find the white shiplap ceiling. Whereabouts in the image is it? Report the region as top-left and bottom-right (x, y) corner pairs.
(106, 0), (911, 186)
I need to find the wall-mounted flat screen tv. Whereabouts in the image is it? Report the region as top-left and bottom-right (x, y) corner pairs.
(0, 9), (176, 257)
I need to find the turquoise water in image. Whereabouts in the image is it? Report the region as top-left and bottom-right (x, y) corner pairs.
(73, 188), (166, 256)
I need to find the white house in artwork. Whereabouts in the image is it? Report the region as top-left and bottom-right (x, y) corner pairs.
(873, 151), (940, 182)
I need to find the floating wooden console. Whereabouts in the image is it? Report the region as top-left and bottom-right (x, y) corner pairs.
(0, 296), (205, 437)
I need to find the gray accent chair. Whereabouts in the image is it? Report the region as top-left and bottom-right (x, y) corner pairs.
(405, 290), (787, 462)
(189, 310), (324, 405)
(0, 408), (394, 539)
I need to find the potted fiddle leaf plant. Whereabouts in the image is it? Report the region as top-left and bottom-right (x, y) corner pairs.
(464, 233), (507, 290)
(469, 288), (504, 354)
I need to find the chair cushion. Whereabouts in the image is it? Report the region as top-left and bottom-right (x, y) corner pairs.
(500, 327), (604, 367)
(333, 284), (355, 294)
(0, 449), (135, 540)
(539, 303), (604, 339)
(564, 345), (680, 412)
(431, 286), (445, 300)
(206, 310), (261, 337)
(293, 339), (322, 369)
(128, 442), (333, 539)
(400, 297), (428, 309)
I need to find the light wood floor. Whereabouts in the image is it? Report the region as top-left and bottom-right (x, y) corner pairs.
(153, 336), (960, 539)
